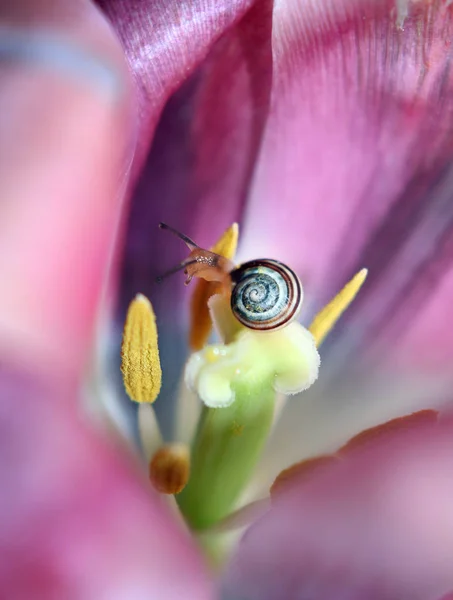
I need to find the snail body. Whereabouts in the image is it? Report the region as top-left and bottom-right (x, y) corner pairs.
(158, 224), (303, 331)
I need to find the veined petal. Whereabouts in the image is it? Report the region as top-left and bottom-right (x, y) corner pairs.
(238, 0), (453, 369)
(97, 0), (258, 171)
(228, 1), (453, 501)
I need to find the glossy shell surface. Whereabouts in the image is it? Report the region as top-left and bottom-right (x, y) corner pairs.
(230, 259), (303, 330)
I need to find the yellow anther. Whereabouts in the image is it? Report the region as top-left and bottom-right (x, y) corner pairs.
(121, 294), (162, 403)
(210, 222), (239, 258)
(149, 444), (190, 495)
(309, 268), (368, 346)
(189, 223), (239, 350)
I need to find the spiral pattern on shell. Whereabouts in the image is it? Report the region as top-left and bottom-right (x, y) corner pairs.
(230, 259), (303, 331)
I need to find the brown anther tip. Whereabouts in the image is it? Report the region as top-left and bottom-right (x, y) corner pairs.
(149, 444), (190, 495)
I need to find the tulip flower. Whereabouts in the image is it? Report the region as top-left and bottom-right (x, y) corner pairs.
(2, 0), (453, 599)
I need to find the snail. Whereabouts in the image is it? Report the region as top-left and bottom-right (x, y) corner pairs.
(157, 223), (303, 331)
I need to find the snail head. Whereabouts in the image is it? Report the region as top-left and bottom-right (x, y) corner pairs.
(156, 223), (235, 286)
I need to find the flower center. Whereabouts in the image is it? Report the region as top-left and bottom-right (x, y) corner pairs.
(120, 223), (367, 533)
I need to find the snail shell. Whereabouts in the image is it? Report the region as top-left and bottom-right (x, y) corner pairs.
(230, 259), (303, 331)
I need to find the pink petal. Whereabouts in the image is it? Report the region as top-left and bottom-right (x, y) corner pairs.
(269, 409), (438, 499)
(0, 0), (132, 377)
(225, 411), (453, 600)
(0, 365), (212, 599)
(0, 2), (223, 596)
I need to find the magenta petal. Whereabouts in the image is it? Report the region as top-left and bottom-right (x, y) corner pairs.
(225, 415), (453, 600)
(0, 365), (212, 599)
(237, 2), (453, 366)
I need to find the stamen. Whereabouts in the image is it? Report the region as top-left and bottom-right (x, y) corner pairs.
(121, 294), (162, 403)
(208, 293), (243, 344)
(309, 268), (368, 346)
(149, 444), (190, 495)
(138, 404), (163, 462)
(189, 223), (239, 350)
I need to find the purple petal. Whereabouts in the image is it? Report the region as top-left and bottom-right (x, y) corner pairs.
(99, 0), (274, 430)
(224, 412), (453, 600)
(0, 364), (212, 599)
(97, 0), (272, 321)
(104, 0), (273, 313)
(98, 0), (258, 172)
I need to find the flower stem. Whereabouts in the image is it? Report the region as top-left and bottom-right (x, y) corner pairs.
(177, 381), (275, 530)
